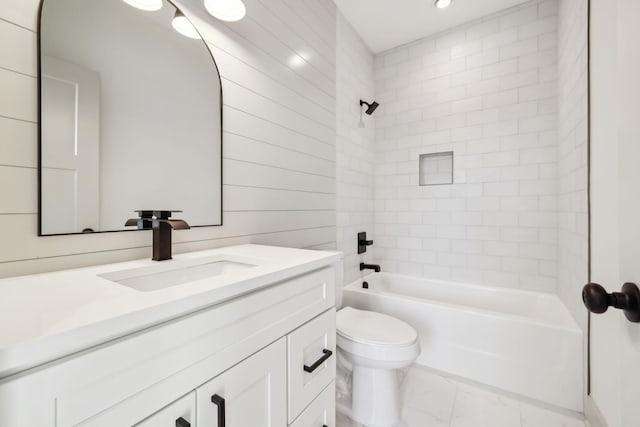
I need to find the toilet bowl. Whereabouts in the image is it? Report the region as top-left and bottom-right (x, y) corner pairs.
(336, 306), (420, 427)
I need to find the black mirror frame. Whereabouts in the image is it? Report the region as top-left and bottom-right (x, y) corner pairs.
(36, 0), (224, 236)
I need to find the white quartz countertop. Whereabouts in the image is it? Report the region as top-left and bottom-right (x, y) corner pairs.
(0, 245), (340, 380)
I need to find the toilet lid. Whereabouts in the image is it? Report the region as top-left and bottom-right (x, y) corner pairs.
(336, 307), (417, 347)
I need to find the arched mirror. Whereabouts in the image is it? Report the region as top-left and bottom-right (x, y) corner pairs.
(38, 0), (222, 235)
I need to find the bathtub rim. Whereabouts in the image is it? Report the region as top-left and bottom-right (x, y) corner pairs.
(345, 272), (582, 334)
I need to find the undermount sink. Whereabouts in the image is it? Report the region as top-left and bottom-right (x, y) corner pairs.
(99, 256), (259, 292)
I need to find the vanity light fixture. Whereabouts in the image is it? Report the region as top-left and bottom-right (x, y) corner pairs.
(122, 0), (163, 11)
(172, 10), (201, 39)
(434, 0), (452, 9)
(204, 0), (246, 22)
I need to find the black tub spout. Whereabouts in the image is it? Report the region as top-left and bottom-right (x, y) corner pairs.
(360, 263), (381, 273)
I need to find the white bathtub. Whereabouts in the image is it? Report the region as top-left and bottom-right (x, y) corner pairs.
(342, 273), (583, 412)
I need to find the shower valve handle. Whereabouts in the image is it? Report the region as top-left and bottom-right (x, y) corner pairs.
(582, 282), (640, 322)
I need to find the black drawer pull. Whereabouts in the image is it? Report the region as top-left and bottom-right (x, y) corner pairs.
(175, 417), (190, 427)
(211, 394), (226, 427)
(303, 349), (333, 373)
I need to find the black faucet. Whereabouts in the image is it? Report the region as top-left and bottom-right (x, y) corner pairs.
(360, 262), (381, 272)
(125, 210), (190, 261)
(358, 231), (374, 254)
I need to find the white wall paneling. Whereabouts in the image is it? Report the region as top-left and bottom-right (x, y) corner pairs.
(0, 117), (37, 168)
(0, 0), (337, 277)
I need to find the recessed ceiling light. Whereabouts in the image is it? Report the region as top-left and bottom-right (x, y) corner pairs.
(204, 0), (247, 22)
(434, 0), (452, 9)
(122, 0), (163, 11)
(172, 10), (201, 39)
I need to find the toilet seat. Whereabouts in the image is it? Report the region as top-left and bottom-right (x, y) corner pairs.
(337, 307), (417, 346)
(336, 307), (419, 364)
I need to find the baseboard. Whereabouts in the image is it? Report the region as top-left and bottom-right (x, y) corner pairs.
(585, 396), (608, 427)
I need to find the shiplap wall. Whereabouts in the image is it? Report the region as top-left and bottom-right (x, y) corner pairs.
(336, 12), (376, 286)
(0, 0), (337, 278)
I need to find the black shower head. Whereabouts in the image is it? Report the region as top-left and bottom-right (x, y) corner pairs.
(360, 100), (380, 115)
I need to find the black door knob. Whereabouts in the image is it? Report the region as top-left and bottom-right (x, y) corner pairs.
(582, 282), (640, 322)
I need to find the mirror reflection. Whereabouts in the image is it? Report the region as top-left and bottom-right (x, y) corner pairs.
(39, 0), (222, 235)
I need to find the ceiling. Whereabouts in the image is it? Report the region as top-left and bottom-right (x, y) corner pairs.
(334, 0), (532, 53)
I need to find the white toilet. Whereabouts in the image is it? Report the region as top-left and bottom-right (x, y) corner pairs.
(335, 304), (420, 427)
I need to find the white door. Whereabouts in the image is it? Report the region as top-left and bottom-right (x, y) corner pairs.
(590, 0), (640, 426)
(196, 338), (287, 427)
(41, 55), (100, 234)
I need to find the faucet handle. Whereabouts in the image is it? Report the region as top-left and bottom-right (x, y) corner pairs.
(156, 219), (191, 230)
(125, 210), (188, 230)
(125, 218), (139, 227)
(125, 217), (153, 229)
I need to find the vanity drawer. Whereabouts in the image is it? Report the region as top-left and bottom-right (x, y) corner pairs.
(290, 382), (335, 427)
(287, 309), (336, 422)
(135, 392), (196, 427)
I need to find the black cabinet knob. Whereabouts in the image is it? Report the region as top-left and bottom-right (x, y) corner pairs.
(583, 282), (640, 322)
(175, 417), (190, 427)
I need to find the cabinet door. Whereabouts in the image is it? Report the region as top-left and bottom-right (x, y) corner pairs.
(135, 392), (196, 427)
(290, 382), (335, 427)
(196, 338), (286, 427)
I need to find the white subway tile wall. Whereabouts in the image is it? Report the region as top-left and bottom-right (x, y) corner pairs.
(557, 0), (589, 327)
(336, 13), (376, 285)
(0, 0), (337, 277)
(372, 0), (561, 291)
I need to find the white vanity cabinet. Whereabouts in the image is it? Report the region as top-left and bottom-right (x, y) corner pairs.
(196, 338), (287, 427)
(0, 251), (339, 427)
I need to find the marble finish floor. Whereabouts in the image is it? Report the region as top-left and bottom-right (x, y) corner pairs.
(336, 366), (586, 427)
